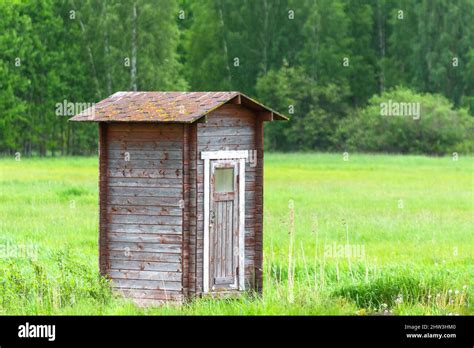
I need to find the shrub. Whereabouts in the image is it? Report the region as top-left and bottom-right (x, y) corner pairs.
(0, 250), (113, 314)
(256, 64), (352, 151)
(338, 87), (474, 155)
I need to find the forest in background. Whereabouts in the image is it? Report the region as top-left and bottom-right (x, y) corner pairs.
(0, 0), (473, 156)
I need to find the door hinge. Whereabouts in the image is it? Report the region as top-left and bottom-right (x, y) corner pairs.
(236, 266), (239, 276)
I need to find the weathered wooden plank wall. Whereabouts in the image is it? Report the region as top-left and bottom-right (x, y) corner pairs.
(188, 123), (198, 296)
(195, 104), (261, 294)
(254, 118), (264, 293)
(100, 105), (264, 303)
(98, 124), (109, 276)
(104, 123), (184, 304)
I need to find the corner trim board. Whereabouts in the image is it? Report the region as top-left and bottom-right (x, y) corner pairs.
(238, 157), (245, 290)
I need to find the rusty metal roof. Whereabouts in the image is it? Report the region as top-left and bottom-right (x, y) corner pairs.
(69, 91), (287, 123)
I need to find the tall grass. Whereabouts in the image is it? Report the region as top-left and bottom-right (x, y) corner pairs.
(287, 200), (295, 304)
(0, 250), (113, 314)
(0, 154), (472, 315)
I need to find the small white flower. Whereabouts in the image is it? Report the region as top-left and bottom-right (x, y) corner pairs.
(462, 285), (467, 290)
(436, 293), (441, 298)
(455, 290), (459, 295)
(448, 289), (453, 294)
(395, 294), (403, 304)
(428, 295), (432, 299)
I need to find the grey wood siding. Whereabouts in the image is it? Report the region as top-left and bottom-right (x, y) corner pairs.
(104, 123), (184, 303)
(187, 124), (198, 296)
(195, 104), (260, 294)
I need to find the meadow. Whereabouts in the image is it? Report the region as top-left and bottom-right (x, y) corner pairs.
(0, 153), (472, 315)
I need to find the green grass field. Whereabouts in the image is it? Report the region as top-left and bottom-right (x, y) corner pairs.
(0, 153), (472, 315)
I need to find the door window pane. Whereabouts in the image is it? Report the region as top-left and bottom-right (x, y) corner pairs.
(215, 168), (234, 192)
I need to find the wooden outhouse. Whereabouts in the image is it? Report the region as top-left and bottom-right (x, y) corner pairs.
(70, 91), (287, 305)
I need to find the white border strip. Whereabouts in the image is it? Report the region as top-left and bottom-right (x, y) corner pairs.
(201, 150), (248, 160)
(238, 158), (246, 290)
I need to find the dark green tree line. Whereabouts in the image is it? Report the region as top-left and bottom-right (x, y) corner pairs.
(0, 0), (473, 155)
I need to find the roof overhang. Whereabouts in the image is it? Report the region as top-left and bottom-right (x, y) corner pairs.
(68, 91), (288, 123)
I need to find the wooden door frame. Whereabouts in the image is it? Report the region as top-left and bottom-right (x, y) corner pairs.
(201, 150), (248, 293)
(209, 159), (239, 291)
